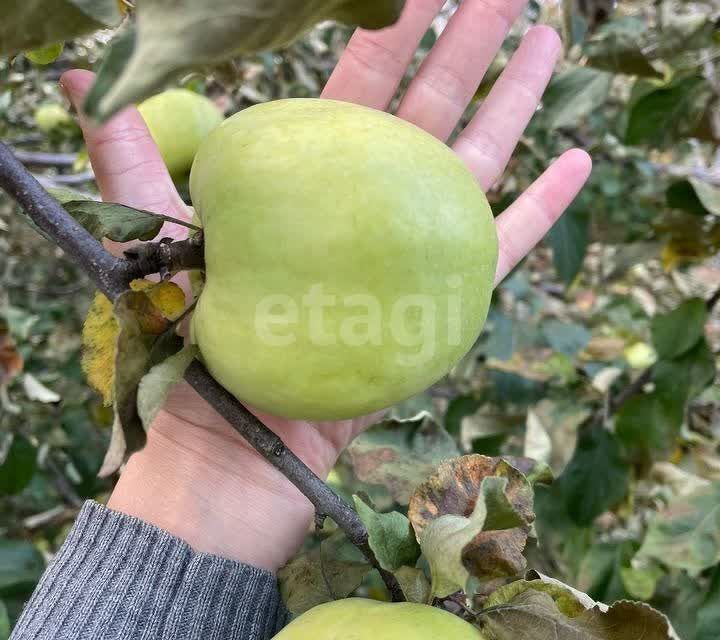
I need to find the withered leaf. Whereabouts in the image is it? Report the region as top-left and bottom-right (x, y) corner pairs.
(408, 455), (536, 598)
(347, 412), (459, 505)
(278, 530), (372, 616)
(95, 284), (186, 476)
(409, 456), (535, 538)
(479, 581), (678, 640)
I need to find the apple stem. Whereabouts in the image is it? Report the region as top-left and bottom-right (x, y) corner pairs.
(0, 140), (406, 603)
(123, 233), (206, 279)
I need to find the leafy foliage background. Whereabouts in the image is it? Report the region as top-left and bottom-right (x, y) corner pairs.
(1, 0), (720, 637)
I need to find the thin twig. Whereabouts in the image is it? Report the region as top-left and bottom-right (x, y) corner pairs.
(35, 170), (96, 185)
(0, 140), (405, 602)
(44, 455), (84, 508)
(0, 142), (126, 299)
(12, 150), (77, 167)
(707, 286), (720, 313)
(185, 361), (404, 601)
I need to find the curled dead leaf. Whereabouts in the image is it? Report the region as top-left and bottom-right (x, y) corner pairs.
(409, 456), (535, 538)
(408, 455), (538, 597)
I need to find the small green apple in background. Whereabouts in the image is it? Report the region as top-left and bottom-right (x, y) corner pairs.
(190, 98), (497, 421)
(34, 103), (77, 135)
(138, 89), (223, 182)
(272, 598), (484, 639)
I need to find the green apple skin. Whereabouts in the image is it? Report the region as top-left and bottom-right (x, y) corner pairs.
(273, 599), (484, 639)
(190, 98), (497, 420)
(138, 89), (223, 181)
(34, 103), (74, 134)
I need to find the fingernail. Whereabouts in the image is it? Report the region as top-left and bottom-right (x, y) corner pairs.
(58, 81), (77, 116)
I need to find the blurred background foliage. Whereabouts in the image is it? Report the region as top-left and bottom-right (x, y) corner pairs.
(1, 0), (720, 637)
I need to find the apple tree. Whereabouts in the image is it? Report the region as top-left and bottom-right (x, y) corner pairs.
(0, 1), (719, 639)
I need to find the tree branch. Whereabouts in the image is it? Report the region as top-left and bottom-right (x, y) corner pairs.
(184, 361), (404, 602)
(0, 141), (404, 602)
(0, 143), (126, 300)
(12, 150), (77, 167)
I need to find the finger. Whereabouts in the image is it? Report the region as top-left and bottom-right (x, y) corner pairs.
(321, 0), (445, 110)
(493, 149), (592, 286)
(396, 0), (528, 140)
(454, 25), (561, 189)
(60, 70), (187, 226)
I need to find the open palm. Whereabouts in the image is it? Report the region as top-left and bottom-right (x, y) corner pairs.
(61, 0), (591, 484)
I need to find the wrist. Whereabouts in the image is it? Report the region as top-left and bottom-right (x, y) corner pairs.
(108, 403), (315, 571)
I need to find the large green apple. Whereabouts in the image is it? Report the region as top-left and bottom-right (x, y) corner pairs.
(272, 598), (484, 639)
(138, 89), (223, 181)
(190, 98), (497, 420)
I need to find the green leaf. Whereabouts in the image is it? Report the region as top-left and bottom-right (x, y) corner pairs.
(352, 496), (420, 572)
(0, 434), (37, 496)
(137, 345), (198, 432)
(557, 427), (629, 526)
(653, 339), (716, 401)
(1, 1), (120, 57)
(696, 566), (720, 640)
(46, 186), (94, 204)
(542, 320), (592, 357)
(278, 530), (372, 616)
(490, 371), (546, 407)
(0, 540), (45, 597)
(445, 394), (483, 436)
(636, 482), (720, 575)
(576, 541), (636, 604)
(62, 201), (166, 243)
(346, 412), (459, 505)
(667, 178), (720, 218)
(83, 26), (138, 119)
(547, 206), (590, 285)
(625, 76), (713, 148)
(478, 583), (677, 640)
(584, 18), (662, 78)
(485, 311), (515, 360)
(541, 67), (612, 129)
(84, 0), (406, 121)
(393, 566), (431, 604)
(615, 390), (685, 457)
(620, 564), (663, 601)
(25, 42), (64, 65)
(651, 298), (707, 360)
(485, 580), (586, 617)
(0, 600), (9, 640)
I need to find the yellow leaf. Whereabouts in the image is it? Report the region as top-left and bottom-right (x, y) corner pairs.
(661, 239), (709, 272)
(130, 280), (185, 321)
(117, 0), (133, 15)
(82, 292), (118, 406)
(73, 146), (90, 172)
(82, 282), (185, 405)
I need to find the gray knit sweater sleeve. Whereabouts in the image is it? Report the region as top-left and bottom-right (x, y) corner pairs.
(10, 501), (288, 640)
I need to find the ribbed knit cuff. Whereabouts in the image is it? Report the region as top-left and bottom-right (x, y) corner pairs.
(11, 501), (288, 640)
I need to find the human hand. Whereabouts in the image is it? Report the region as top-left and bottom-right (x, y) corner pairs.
(59, 0), (591, 571)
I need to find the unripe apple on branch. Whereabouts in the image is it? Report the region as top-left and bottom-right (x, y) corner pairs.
(190, 98), (498, 420)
